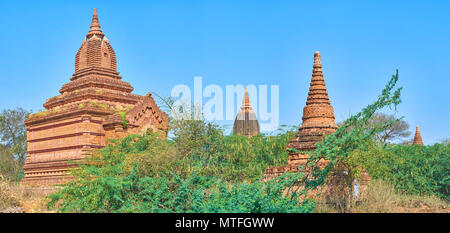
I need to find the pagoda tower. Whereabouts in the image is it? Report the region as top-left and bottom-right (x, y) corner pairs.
(285, 51), (337, 170)
(265, 51), (337, 177)
(413, 125), (424, 145)
(232, 88), (260, 137)
(263, 52), (370, 198)
(21, 9), (168, 186)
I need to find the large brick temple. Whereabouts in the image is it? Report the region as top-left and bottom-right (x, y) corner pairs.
(21, 9), (169, 186)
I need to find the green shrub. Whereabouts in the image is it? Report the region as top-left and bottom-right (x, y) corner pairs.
(118, 111), (128, 129)
(358, 143), (450, 200)
(122, 132), (178, 177)
(178, 133), (292, 182)
(47, 133), (314, 213)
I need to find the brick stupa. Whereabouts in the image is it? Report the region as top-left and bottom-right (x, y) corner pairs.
(413, 125), (424, 145)
(232, 88), (260, 137)
(21, 9), (169, 186)
(265, 51), (338, 178)
(264, 52), (370, 200)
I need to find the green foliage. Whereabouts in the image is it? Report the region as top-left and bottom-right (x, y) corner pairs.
(178, 132), (292, 182)
(355, 143), (450, 200)
(0, 108), (30, 172)
(118, 111), (128, 129)
(0, 145), (21, 181)
(88, 101), (108, 110)
(170, 117), (223, 159)
(52, 106), (61, 113)
(47, 132), (314, 213)
(121, 131), (178, 177)
(369, 112), (411, 143)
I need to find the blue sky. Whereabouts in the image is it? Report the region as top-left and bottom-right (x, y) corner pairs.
(0, 0), (449, 144)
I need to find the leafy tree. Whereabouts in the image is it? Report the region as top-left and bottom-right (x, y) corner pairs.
(171, 118), (223, 160)
(369, 112), (411, 143)
(0, 145), (20, 181)
(0, 108), (30, 166)
(121, 129), (178, 177)
(176, 132), (292, 182)
(337, 112), (411, 144)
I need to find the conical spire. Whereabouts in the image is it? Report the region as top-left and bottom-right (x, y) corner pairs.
(241, 88), (251, 112)
(233, 88), (260, 137)
(86, 8), (104, 39)
(306, 51), (330, 105)
(287, 51), (337, 151)
(74, 8), (116, 73)
(413, 125), (424, 145)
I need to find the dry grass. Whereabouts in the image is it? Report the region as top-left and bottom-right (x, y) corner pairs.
(314, 179), (449, 213)
(0, 179), (56, 213)
(0, 179), (21, 210)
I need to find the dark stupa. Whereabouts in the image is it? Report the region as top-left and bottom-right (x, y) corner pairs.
(232, 88), (260, 137)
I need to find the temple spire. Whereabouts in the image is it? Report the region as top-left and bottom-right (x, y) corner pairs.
(313, 51), (323, 73)
(242, 88), (251, 111)
(306, 51), (330, 105)
(232, 88), (260, 137)
(87, 8), (104, 39)
(75, 8), (116, 73)
(287, 51), (337, 151)
(413, 125), (424, 145)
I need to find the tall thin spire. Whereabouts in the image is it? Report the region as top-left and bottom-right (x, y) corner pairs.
(241, 88), (251, 111)
(313, 51), (323, 73)
(413, 125), (424, 145)
(287, 51), (337, 151)
(306, 51), (330, 106)
(87, 8), (104, 39)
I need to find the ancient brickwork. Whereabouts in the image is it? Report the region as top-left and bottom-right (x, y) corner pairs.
(287, 51), (337, 153)
(413, 125), (424, 145)
(232, 88), (260, 137)
(264, 52), (369, 199)
(21, 9), (168, 186)
(265, 52), (337, 176)
(103, 93), (169, 140)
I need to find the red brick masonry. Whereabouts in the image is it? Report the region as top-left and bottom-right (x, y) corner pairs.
(21, 9), (168, 186)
